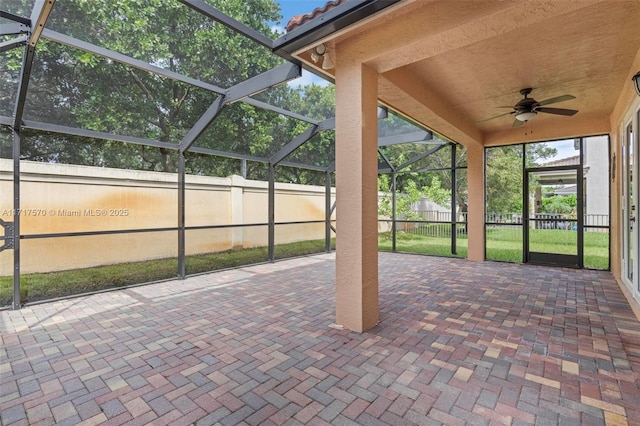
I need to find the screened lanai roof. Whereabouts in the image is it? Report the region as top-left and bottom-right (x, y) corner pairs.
(0, 0), (454, 175)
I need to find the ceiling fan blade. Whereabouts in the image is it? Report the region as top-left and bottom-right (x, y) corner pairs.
(537, 94), (575, 106)
(536, 107), (578, 116)
(512, 119), (524, 127)
(477, 111), (513, 123)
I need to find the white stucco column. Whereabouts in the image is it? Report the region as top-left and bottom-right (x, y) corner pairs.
(466, 143), (485, 261)
(334, 59), (379, 332)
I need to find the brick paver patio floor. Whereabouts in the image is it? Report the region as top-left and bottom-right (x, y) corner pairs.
(1, 252), (639, 425)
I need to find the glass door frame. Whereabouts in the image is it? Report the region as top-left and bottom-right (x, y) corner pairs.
(523, 163), (584, 268)
(622, 113), (639, 291)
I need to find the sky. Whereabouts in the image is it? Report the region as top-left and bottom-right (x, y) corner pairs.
(277, 0), (330, 27)
(275, 0), (333, 88)
(550, 139), (584, 162)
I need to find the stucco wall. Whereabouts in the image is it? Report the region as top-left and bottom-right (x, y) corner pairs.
(0, 160), (334, 274)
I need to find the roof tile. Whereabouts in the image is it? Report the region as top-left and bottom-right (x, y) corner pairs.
(285, 0), (349, 32)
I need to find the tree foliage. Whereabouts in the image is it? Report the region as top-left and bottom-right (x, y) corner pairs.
(485, 144), (557, 214)
(485, 145), (524, 214)
(378, 174), (426, 221)
(2, 0), (337, 184)
(542, 194), (577, 214)
(378, 170), (454, 224)
(421, 175), (451, 208)
(379, 142), (466, 217)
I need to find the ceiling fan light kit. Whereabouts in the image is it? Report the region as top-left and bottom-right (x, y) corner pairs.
(479, 87), (578, 127)
(515, 111), (536, 122)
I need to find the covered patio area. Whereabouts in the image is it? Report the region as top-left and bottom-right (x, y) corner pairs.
(2, 253), (639, 425)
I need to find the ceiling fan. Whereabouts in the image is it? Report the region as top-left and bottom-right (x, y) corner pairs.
(479, 88), (578, 127)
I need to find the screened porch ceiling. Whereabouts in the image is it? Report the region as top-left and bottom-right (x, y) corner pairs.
(280, 0), (640, 148)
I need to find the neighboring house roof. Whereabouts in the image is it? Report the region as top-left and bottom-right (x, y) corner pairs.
(554, 185), (577, 196)
(285, 0), (348, 32)
(542, 155), (579, 167)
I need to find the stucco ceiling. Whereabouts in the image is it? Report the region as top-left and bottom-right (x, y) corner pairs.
(295, 0), (640, 147)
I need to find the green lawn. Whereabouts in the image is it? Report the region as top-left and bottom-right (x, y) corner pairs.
(0, 238), (334, 307)
(583, 231), (610, 269)
(485, 226), (609, 269)
(485, 226), (523, 263)
(380, 226), (609, 270)
(378, 231), (468, 258)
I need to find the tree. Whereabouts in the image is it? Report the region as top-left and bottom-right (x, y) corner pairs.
(378, 174), (425, 221)
(485, 144), (557, 214)
(485, 145), (524, 214)
(4, 0), (320, 176)
(421, 174), (451, 208)
(260, 83), (336, 185)
(379, 142), (467, 219)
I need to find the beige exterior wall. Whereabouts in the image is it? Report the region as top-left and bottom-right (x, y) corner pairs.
(0, 160), (334, 275)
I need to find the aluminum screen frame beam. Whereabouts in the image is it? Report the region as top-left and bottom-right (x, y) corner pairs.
(267, 164), (275, 262)
(0, 10), (31, 25)
(188, 146), (267, 163)
(44, 36), (305, 125)
(395, 143), (448, 172)
(1, 118), (452, 175)
(270, 117), (334, 166)
(270, 124), (317, 166)
(226, 63), (300, 104)
(12, 47), (33, 129)
(377, 131), (434, 147)
(378, 148), (395, 173)
(30, 30), (319, 127)
(11, 131), (20, 309)
(177, 0), (274, 49)
(0, 35), (27, 52)
(13, 0), (56, 130)
(178, 95), (226, 153)
(178, 153), (186, 278)
(179, 64), (301, 153)
(325, 169), (333, 252)
(191, 148), (333, 172)
(391, 171), (397, 251)
(1, 117), (178, 150)
(278, 161), (329, 172)
(0, 116), (332, 170)
(451, 144), (457, 255)
(28, 0), (53, 45)
(0, 22), (29, 36)
(41, 29), (226, 95)
(244, 98), (319, 125)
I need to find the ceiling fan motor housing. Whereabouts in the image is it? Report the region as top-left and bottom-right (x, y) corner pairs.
(477, 88), (578, 125)
(515, 97), (538, 112)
